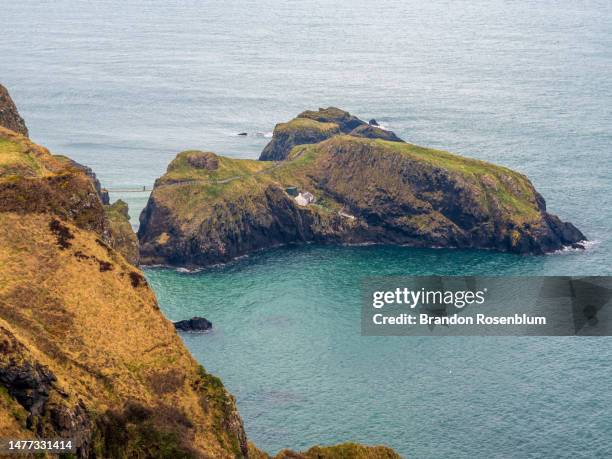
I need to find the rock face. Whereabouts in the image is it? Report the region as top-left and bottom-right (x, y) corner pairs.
(105, 199), (140, 265)
(260, 117), (340, 161)
(0, 84), (28, 137)
(139, 129), (585, 267)
(186, 150), (220, 170)
(259, 107), (403, 161)
(174, 317), (213, 332)
(65, 158), (111, 205)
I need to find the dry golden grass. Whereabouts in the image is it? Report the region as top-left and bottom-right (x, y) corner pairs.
(0, 213), (245, 458)
(0, 126), (66, 178)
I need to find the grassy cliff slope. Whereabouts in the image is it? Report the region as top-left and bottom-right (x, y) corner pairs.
(0, 128), (248, 457)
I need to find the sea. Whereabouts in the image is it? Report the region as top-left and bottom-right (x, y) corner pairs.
(2, 1), (611, 457)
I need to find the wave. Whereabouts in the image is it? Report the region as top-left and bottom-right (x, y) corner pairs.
(549, 239), (599, 255)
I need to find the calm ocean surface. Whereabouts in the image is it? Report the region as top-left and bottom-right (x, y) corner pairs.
(2, 1), (611, 457)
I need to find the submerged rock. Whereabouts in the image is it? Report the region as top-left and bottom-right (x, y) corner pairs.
(174, 317), (213, 332)
(0, 84), (28, 137)
(139, 126), (585, 267)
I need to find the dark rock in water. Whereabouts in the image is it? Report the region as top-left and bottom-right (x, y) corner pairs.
(369, 119), (379, 126)
(349, 124), (404, 142)
(0, 84), (29, 137)
(174, 317), (213, 332)
(571, 242), (586, 250)
(237, 132), (248, 136)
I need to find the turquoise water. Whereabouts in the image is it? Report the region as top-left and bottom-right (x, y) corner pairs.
(2, 1), (612, 457)
(146, 246), (612, 457)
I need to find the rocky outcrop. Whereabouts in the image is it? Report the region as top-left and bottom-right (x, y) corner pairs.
(0, 326), (94, 455)
(0, 127), (109, 237)
(65, 158), (111, 205)
(259, 117), (340, 161)
(259, 108), (403, 161)
(0, 84), (28, 137)
(140, 130), (585, 267)
(349, 124), (403, 142)
(174, 317), (213, 332)
(105, 199), (140, 265)
(186, 150), (220, 170)
(297, 107), (367, 132)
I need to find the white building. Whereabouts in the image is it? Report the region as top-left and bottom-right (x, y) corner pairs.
(295, 191), (316, 206)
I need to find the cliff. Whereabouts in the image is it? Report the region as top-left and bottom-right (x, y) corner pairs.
(105, 199), (140, 265)
(0, 127), (248, 457)
(259, 107), (403, 161)
(0, 127), (137, 263)
(0, 84), (28, 137)
(139, 125), (585, 267)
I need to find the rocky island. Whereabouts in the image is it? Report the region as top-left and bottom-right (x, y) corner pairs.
(0, 89), (402, 457)
(259, 107), (404, 161)
(138, 108), (585, 267)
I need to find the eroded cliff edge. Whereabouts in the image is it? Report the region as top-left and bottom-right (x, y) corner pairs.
(138, 110), (585, 267)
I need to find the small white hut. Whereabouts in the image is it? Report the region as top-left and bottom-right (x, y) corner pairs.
(295, 191), (316, 206)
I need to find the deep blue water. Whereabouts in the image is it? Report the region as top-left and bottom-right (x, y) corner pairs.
(2, 1), (611, 457)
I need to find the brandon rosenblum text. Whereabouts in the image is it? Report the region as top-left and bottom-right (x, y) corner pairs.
(372, 313), (547, 326)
